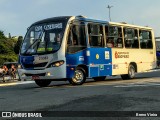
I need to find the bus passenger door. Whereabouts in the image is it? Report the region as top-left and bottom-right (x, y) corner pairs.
(66, 22), (87, 78)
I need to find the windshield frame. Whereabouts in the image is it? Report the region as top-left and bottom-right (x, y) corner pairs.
(20, 20), (69, 56)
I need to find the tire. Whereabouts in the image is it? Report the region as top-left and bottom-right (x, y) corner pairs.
(69, 67), (86, 85)
(121, 64), (136, 80)
(35, 80), (51, 87)
(93, 76), (106, 81)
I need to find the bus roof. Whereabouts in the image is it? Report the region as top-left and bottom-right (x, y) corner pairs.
(109, 22), (153, 30)
(74, 15), (108, 24)
(31, 16), (72, 26)
(30, 16), (109, 27)
(29, 15), (152, 30)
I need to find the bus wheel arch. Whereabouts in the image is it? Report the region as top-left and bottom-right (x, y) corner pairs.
(69, 66), (87, 85)
(35, 80), (51, 87)
(77, 65), (88, 77)
(130, 62), (137, 73)
(121, 62), (137, 80)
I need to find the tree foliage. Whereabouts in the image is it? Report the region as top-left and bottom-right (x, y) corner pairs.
(0, 39), (15, 54)
(0, 54), (18, 66)
(0, 30), (6, 39)
(0, 31), (22, 65)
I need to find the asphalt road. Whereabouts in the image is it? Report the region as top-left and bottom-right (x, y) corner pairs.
(0, 71), (160, 120)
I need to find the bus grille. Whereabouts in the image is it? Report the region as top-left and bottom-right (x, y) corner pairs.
(25, 73), (46, 76)
(23, 62), (48, 69)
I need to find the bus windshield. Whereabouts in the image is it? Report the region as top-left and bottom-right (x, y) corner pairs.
(21, 22), (66, 55)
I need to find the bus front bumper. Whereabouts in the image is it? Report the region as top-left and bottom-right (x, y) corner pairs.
(18, 67), (66, 81)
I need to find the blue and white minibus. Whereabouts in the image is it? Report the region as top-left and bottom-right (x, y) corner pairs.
(18, 16), (157, 87)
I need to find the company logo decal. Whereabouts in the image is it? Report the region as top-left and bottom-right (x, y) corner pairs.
(79, 56), (84, 61)
(105, 51), (110, 59)
(96, 54), (99, 59)
(115, 51), (129, 59)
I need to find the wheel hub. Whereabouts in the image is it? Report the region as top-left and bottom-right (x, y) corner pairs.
(129, 67), (135, 78)
(73, 70), (84, 83)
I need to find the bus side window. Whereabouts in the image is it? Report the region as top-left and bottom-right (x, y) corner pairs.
(124, 28), (139, 48)
(132, 29), (139, 48)
(140, 30), (153, 49)
(106, 38), (114, 48)
(106, 26), (123, 48)
(99, 25), (104, 46)
(116, 27), (123, 48)
(124, 28), (131, 48)
(106, 25), (114, 48)
(67, 27), (73, 53)
(67, 23), (86, 53)
(72, 25), (78, 45)
(88, 23), (104, 47)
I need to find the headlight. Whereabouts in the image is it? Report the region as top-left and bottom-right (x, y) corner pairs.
(18, 64), (22, 69)
(21, 73), (26, 77)
(46, 72), (51, 76)
(49, 60), (64, 67)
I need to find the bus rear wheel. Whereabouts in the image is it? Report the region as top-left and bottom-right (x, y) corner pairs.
(35, 80), (51, 87)
(121, 64), (136, 80)
(69, 67), (86, 85)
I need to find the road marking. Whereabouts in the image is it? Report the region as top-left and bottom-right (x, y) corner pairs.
(0, 82), (17, 87)
(0, 81), (34, 87)
(0, 77), (160, 87)
(114, 83), (160, 88)
(49, 78), (160, 88)
(16, 81), (34, 85)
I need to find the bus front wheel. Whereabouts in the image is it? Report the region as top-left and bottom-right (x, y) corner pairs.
(35, 80), (51, 87)
(69, 67), (86, 85)
(121, 64), (135, 80)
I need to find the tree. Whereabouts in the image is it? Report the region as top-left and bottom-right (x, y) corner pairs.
(0, 30), (19, 66)
(14, 36), (23, 54)
(0, 38), (15, 54)
(0, 30), (6, 39)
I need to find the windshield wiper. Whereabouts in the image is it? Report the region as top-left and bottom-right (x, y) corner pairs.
(23, 31), (44, 55)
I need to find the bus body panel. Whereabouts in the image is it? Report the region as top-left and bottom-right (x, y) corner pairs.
(112, 48), (156, 75)
(66, 48), (112, 78)
(18, 65), (66, 80)
(18, 51), (67, 80)
(87, 48), (112, 77)
(109, 22), (157, 76)
(66, 49), (88, 78)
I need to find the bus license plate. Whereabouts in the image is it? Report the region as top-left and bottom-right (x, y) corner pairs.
(32, 75), (40, 80)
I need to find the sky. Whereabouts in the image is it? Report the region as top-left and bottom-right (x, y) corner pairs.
(0, 0), (160, 37)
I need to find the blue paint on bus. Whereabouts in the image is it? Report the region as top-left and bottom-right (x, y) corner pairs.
(66, 48), (112, 78)
(156, 51), (160, 66)
(19, 56), (34, 70)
